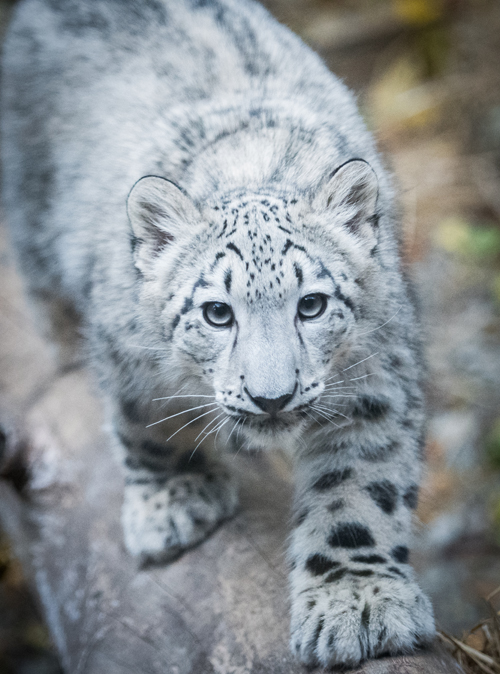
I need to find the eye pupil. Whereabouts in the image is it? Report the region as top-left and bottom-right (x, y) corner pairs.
(298, 294), (327, 320)
(203, 302), (233, 327)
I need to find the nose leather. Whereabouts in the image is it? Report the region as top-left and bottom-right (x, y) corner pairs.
(245, 386), (296, 416)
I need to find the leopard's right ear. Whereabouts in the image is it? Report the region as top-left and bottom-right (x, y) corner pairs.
(127, 176), (200, 271)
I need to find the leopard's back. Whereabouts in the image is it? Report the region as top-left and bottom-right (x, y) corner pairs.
(1, 0), (388, 309)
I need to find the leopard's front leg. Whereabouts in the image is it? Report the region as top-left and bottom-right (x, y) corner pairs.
(289, 433), (435, 668)
(110, 393), (238, 565)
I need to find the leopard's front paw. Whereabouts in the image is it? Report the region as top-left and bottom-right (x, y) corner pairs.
(122, 469), (238, 563)
(290, 572), (435, 668)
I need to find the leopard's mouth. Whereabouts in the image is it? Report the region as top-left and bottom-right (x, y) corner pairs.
(226, 408), (306, 441)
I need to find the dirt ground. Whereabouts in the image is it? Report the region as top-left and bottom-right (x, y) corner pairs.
(1, 0), (500, 672)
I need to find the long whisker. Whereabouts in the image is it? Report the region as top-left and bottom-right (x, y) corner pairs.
(311, 405), (338, 420)
(342, 352), (379, 372)
(236, 418), (245, 443)
(194, 413), (224, 442)
(309, 410), (329, 428)
(152, 383), (197, 407)
(232, 419), (249, 457)
(324, 377), (362, 386)
(190, 425), (220, 460)
(357, 307), (402, 337)
(332, 409), (351, 422)
(310, 407), (341, 428)
(312, 404), (351, 421)
(324, 376), (344, 384)
(349, 373), (375, 382)
(189, 416), (228, 460)
(213, 418), (230, 450)
(146, 402), (218, 428)
(127, 344), (170, 352)
(206, 416), (229, 438)
(165, 408), (219, 443)
(153, 394), (216, 401)
(225, 418), (242, 447)
(323, 385), (357, 391)
(304, 411), (318, 428)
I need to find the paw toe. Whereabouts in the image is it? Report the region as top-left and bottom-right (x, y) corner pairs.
(291, 577), (435, 668)
(122, 471), (238, 561)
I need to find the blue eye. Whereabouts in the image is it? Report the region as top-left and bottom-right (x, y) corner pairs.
(203, 302), (234, 327)
(298, 294), (327, 320)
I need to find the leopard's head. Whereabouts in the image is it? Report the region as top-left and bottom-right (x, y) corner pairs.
(127, 160), (381, 447)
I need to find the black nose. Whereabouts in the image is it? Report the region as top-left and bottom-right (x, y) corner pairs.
(245, 386), (296, 416)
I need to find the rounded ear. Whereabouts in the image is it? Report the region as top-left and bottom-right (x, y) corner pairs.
(313, 159), (379, 240)
(127, 176), (201, 273)
(127, 175), (200, 246)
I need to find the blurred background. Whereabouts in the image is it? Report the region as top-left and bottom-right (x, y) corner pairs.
(1, 0), (500, 672)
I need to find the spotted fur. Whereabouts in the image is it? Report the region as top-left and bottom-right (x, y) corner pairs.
(1, 0), (435, 667)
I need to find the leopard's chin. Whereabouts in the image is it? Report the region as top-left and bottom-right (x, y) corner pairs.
(236, 412), (306, 450)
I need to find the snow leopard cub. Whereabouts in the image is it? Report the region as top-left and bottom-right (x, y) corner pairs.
(2, 0), (435, 667)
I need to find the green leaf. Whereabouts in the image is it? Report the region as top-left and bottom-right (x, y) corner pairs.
(486, 417), (500, 468)
(435, 217), (500, 260)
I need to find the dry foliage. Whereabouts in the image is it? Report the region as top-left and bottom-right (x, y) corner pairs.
(439, 587), (500, 674)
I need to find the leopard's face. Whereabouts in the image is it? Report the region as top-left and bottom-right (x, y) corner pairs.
(161, 195), (365, 446)
(128, 163), (380, 446)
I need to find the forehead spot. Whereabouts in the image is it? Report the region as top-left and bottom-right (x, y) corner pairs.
(294, 263), (303, 286)
(226, 242), (244, 260)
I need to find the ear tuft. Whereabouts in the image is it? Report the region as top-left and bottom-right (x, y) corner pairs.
(127, 176), (200, 272)
(314, 159), (379, 240)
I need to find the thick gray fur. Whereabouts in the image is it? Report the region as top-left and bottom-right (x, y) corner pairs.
(1, 0), (435, 667)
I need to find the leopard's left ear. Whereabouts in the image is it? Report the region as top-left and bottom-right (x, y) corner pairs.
(313, 159), (379, 241)
(127, 175), (201, 274)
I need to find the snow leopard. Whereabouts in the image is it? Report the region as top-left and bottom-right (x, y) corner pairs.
(1, 0), (435, 667)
